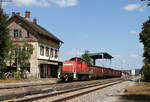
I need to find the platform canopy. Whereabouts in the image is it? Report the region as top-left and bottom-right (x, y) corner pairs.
(89, 52), (113, 59)
(89, 52), (113, 65)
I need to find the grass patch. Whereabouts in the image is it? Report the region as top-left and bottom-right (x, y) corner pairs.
(118, 82), (150, 102)
(125, 82), (150, 95)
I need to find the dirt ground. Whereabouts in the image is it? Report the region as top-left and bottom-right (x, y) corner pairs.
(118, 81), (150, 102)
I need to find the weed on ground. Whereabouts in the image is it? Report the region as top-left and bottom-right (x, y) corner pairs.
(118, 81), (150, 102)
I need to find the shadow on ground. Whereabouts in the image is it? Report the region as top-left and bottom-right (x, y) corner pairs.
(119, 94), (150, 102)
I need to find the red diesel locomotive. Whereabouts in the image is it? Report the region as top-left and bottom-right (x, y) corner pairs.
(60, 57), (122, 81)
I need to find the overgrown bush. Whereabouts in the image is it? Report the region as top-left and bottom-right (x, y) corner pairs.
(141, 64), (150, 82)
(140, 17), (150, 82)
(0, 72), (5, 79)
(12, 71), (21, 79)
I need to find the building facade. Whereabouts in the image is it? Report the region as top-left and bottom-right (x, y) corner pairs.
(7, 11), (63, 78)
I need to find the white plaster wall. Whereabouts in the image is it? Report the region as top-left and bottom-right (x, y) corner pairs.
(8, 22), (37, 41)
(38, 43), (59, 61)
(29, 42), (39, 78)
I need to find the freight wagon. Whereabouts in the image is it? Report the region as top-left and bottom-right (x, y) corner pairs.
(60, 57), (122, 81)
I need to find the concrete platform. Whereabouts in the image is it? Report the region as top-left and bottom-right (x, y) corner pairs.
(0, 78), (60, 89)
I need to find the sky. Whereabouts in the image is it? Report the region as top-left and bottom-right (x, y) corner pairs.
(3, 0), (150, 70)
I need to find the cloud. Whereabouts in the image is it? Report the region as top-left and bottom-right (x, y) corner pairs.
(129, 30), (139, 35)
(129, 54), (140, 58)
(13, 0), (49, 7)
(123, 4), (145, 12)
(123, 4), (141, 11)
(139, 7), (145, 12)
(113, 55), (121, 58)
(139, 43), (144, 47)
(2, 2), (10, 7)
(50, 0), (78, 7)
(65, 49), (83, 57)
(12, 0), (78, 7)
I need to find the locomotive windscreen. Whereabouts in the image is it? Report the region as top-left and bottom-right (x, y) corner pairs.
(70, 57), (84, 62)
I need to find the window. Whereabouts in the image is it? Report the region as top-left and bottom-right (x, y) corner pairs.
(50, 48), (53, 58)
(27, 32), (30, 37)
(19, 30), (22, 37)
(55, 49), (58, 58)
(45, 47), (49, 57)
(14, 29), (18, 37)
(14, 29), (22, 37)
(40, 45), (44, 56)
(26, 48), (29, 52)
(26, 67), (30, 72)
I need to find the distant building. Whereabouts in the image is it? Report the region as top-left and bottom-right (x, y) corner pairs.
(135, 69), (141, 75)
(120, 70), (130, 73)
(7, 11), (63, 78)
(121, 69), (141, 76)
(131, 69), (135, 75)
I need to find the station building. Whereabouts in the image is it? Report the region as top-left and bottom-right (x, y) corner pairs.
(7, 11), (63, 78)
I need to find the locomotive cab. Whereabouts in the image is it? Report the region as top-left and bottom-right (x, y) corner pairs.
(60, 57), (89, 81)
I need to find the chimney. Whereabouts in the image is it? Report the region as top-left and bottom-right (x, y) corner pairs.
(16, 12), (20, 16)
(25, 11), (30, 19)
(12, 12), (15, 16)
(33, 18), (37, 24)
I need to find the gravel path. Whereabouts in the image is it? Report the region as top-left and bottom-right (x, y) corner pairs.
(67, 81), (135, 102)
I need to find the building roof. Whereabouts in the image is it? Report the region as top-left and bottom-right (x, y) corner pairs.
(8, 14), (63, 43)
(89, 52), (113, 59)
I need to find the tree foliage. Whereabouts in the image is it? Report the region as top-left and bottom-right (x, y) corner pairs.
(141, 0), (150, 6)
(8, 42), (33, 73)
(140, 17), (150, 81)
(81, 50), (92, 64)
(0, 8), (11, 71)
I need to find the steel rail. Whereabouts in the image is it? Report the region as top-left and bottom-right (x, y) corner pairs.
(1, 78), (122, 101)
(14, 79), (124, 102)
(53, 81), (122, 102)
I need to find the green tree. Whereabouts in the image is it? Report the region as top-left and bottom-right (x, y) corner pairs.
(141, 0), (150, 6)
(140, 17), (150, 81)
(9, 42), (33, 76)
(0, 8), (11, 72)
(81, 50), (92, 64)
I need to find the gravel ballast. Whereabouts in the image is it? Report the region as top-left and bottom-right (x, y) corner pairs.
(67, 81), (135, 102)
(0, 78), (121, 101)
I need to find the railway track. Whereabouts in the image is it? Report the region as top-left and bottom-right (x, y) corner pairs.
(0, 78), (123, 101)
(13, 79), (124, 102)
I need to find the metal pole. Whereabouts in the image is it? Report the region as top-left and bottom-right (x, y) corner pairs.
(102, 54), (104, 67)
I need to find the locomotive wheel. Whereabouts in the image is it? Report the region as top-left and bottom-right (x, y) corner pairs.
(69, 77), (73, 82)
(65, 77), (69, 82)
(89, 75), (92, 80)
(64, 75), (69, 82)
(80, 75), (88, 81)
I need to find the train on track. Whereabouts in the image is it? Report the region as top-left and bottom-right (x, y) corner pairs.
(60, 57), (122, 81)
